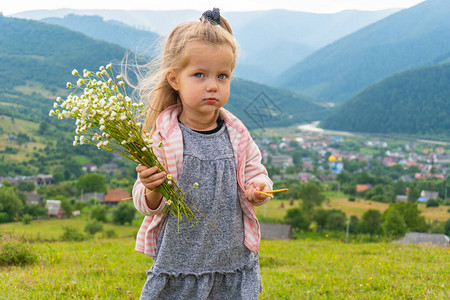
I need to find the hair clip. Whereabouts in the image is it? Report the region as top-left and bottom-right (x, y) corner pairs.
(200, 8), (220, 25)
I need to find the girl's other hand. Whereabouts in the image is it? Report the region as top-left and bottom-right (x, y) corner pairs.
(136, 165), (166, 191)
(245, 181), (269, 205)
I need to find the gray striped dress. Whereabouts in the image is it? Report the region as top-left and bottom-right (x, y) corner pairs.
(140, 120), (262, 300)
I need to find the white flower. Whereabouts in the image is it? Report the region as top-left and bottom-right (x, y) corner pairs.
(167, 180), (172, 185)
(66, 82), (72, 88)
(80, 135), (86, 144)
(99, 66), (105, 71)
(99, 118), (105, 125)
(56, 97), (62, 102)
(73, 141), (77, 146)
(74, 136), (79, 141)
(97, 141), (103, 149)
(106, 63), (112, 69)
(110, 111), (117, 118)
(116, 74), (123, 80)
(83, 69), (91, 78)
(77, 78), (84, 86)
(99, 125), (105, 131)
(119, 114), (127, 121)
(166, 199), (172, 205)
(118, 81), (125, 86)
(141, 147), (148, 152)
(49, 110), (55, 116)
(121, 140), (127, 145)
(72, 69), (78, 76)
(193, 182), (199, 187)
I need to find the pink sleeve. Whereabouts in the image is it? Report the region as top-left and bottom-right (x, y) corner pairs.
(244, 136), (273, 206)
(132, 178), (166, 216)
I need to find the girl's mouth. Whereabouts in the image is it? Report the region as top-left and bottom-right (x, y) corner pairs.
(204, 98), (218, 103)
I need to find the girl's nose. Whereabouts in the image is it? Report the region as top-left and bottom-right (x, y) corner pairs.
(206, 79), (218, 92)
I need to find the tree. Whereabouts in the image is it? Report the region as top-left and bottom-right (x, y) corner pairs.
(444, 219), (450, 236)
(18, 180), (35, 192)
(91, 205), (108, 223)
(84, 220), (104, 235)
(382, 208), (407, 239)
(300, 182), (326, 213)
(407, 186), (421, 203)
(360, 209), (382, 240)
(76, 173), (106, 194)
(60, 198), (73, 218)
(325, 209), (346, 232)
(388, 202), (428, 232)
(313, 208), (329, 232)
(349, 216), (360, 235)
(0, 186), (23, 222)
(112, 202), (136, 225)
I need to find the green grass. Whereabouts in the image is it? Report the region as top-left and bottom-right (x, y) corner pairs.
(254, 197), (450, 222)
(0, 218), (141, 241)
(1, 234), (448, 299)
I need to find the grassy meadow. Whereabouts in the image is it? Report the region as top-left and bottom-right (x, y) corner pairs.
(1, 231), (448, 299)
(1, 197), (449, 299)
(253, 196), (450, 222)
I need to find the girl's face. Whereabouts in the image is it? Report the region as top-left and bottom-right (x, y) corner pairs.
(167, 42), (234, 129)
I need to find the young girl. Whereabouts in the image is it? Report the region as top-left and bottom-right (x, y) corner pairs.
(132, 8), (273, 299)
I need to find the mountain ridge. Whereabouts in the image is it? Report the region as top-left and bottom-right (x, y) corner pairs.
(276, 0), (450, 103)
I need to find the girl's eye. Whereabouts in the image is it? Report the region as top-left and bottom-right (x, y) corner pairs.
(194, 73), (204, 78)
(218, 74), (227, 79)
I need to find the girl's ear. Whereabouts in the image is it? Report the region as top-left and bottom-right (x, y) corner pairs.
(166, 70), (179, 91)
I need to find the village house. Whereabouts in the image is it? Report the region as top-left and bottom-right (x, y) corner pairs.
(395, 195), (408, 203)
(35, 174), (54, 185)
(45, 200), (62, 217)
(103, 189), (130, 206)
(24, 192), (43, 206)
(356, 184), (372, 193)
(260, 223), (293, 240)
(100, 162), (119, 174)
(270, 155), (294, 169)
(395, 232), (449, 247)
(417, 190), (440, 202)
(78, 192), (105, 204)
(82, 163), (98, 173)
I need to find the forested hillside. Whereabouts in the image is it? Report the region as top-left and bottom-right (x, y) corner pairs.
(320, 63), (450, 138)
(276, 0), (450, 103)
(41, 14), (160, 55)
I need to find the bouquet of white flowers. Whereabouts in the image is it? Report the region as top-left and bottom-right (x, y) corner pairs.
(50, 64), (201, 226)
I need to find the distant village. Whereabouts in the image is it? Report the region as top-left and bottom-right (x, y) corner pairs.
(1, 129), (449, 217)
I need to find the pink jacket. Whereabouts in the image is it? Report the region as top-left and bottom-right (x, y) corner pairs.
(133, 104), (272, 257)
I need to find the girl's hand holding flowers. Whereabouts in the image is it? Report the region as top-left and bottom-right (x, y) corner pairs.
(136, 165), (166, 210)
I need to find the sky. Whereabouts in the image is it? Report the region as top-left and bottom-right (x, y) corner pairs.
(1, 0), (426, 15)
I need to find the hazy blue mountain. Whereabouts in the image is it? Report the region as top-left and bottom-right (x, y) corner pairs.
(0, 15), (326, 129)
(276, 0), (450, 103)
(320, 63), (450, 138)
(11, 9), (398, 84)
(41, 14), (160, 55)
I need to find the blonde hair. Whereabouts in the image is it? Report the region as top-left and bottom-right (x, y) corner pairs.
(133, 15), (237, 135)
